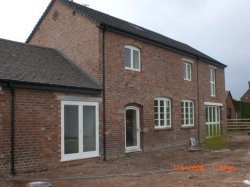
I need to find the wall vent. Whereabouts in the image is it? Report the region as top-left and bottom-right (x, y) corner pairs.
(52, 10), (59, 21)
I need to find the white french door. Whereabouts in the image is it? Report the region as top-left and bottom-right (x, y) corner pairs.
(205, 106), (221, 137)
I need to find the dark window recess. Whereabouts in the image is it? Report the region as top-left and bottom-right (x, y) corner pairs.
(52, 10), (59, 21)
(227, 108), (232, 119)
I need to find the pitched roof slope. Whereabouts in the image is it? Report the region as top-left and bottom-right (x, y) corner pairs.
(27, 0), (226, 67)
(0, 38), (101, 90)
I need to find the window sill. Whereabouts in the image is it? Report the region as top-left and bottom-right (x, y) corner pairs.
(125, 67), (141, 72)
(181, 125), (195, 129)
(154, 127), (173, 131)
(184, 78), (191, 81)
(61, 152), (100, 162)
(125, 149), (142, 153)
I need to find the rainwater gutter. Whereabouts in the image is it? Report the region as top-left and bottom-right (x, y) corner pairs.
(196, 57), (200, 145)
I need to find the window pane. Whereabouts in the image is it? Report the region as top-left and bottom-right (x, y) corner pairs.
(182, 113), (184, 119)
(83, 106), (96, 152)
(154, 114), (158, 119)
(187, 64), (191, 79)
(155, 119), (158, 126)
(166, 114), (170, 120)
(64, 105), (79, 154)
(183, 63), (186, 78)
(160, 107), (164, 112)
(211, 69), (215, 82)
(126, 109), (137, 147)
(190, 107), (193, 114)
(160, 120), (164, 126)
(206, 107), (208, 122)
(124, 48), (131, 68)
(133, 50), (139, 69)
(209, 107), (212, 122)
(154, 100), (159, 127)
(160, 100), (164, 106)
(166, 107), (169, 113)
(210, 69), (212, 81)
(160, 114), (164, 119)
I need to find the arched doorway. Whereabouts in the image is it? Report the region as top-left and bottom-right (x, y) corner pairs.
(125, 106), (140, 152)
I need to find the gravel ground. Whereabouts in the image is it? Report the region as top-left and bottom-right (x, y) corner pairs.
(0, 133), (250, 187)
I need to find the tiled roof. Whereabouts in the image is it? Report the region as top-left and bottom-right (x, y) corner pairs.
(27, 0), (226, 67)
(0, 38), (101, 91)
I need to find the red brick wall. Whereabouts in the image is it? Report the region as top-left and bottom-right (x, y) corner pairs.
(225, 94), (237, 119)
(26, 0), (226, 161)
(0, 88), (11, 173)
(0, 87), (103, 174)
(28, 0), (102, 84)
(241, 82), (250, 103)
(103, 31), (226, 158)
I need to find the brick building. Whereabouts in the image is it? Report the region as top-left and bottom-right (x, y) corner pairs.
(225, 91), (237, 119)
(0, 0), (227, 174)
(241, 82), (250, 103)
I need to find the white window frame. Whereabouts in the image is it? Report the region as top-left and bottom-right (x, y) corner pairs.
(206, 106), (221, 137)
(124, 45), (141, 71)
(210, 68), (216, 96)
(181, 100), (194, 127)
(125, 106), (141, 152)
(61, 101), (99, 162)
(183, 62), (192, 81)
(154, 97), (171, 129)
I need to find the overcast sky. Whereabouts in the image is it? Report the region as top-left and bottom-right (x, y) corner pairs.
(0, 0), (249, 99)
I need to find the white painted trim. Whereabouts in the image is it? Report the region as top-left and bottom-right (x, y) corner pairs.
(154, 97), (172, 128)
(181, 100), (194, 127)
(125, 149), (141, 153)
(205, 106), (221, 137)
(183, 62), (192, 81)
(182, 58), (194, 64)
(204, 102), (223, 106)
(59, 96), (102, 102)
(125, 106), (141, 152)
(154, 126), (172, 130)
(61, 101), (99, 162)
(209, 65), (217, 69)
(209, 68), (216, 96)
(124, 45), (141, 71)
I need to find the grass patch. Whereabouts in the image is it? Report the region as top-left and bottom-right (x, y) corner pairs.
(204, 136), (228, 150)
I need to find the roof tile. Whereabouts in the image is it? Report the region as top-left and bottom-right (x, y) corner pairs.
(0, 39), (101, 90)
(60, 0), (226, 67)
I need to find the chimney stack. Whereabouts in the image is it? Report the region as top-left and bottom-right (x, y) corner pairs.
(249, 81), (250, 89)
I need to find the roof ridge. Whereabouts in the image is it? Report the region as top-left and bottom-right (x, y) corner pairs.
(26, 0), (226, 67)
(60, 0), (225, 67)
